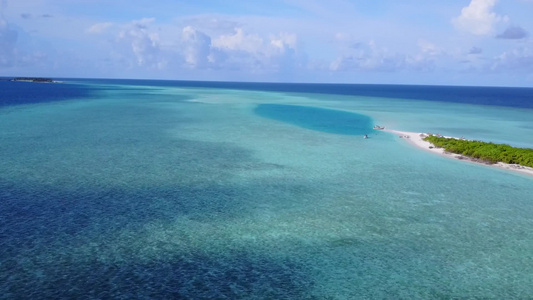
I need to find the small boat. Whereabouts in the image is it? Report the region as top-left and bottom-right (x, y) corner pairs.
(373, 125), (385, 130)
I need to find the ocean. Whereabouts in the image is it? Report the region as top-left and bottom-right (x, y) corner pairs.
(1, 79), (532, 299)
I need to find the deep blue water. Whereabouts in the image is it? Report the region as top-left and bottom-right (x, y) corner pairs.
(2, 79), (532, 109)
(75, 78), (533, 109)
(0, 81), (94, 107)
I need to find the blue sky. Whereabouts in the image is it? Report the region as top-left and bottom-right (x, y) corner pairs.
(0, 0), (532, 86)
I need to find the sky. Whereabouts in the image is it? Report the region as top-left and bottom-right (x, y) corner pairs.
(0, 0), (532, 86)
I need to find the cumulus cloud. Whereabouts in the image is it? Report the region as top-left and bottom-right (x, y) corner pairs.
(118, 18), (165, 68)
(178, 27), (300, 73)
(270, 33), (297, 53)
(452, 0), (506, 35)
(496, 26), (528, 39)
(212, 28), (264, 53)
(100, 17), (303, 76)
(182, 26), (212, 68)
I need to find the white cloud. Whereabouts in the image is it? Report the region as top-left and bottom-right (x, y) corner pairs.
(270, 33), (297, 53)
(452, 0), (506, 35)
(182, 26), (212, 68)
(87, 18), (302, 76)
(212, 28), (264, 53)
(86, 22), (113, 34)
(175, 27), (301, 74)
(118, 18), (165, 68)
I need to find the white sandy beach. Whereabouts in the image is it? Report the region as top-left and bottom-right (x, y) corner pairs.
(383, 128), (533, 177)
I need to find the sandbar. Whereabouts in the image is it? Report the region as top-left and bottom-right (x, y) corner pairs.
(382, 128), (533, 177)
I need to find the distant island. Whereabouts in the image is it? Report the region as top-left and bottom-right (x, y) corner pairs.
(11, 77), (56, 83)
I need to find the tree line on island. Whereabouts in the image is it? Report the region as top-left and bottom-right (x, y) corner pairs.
(11, 77), (55, 83)
(424, 135), (533, 168)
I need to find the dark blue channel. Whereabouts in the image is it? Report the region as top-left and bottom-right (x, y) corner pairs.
(255, 104), (373, 135)
(0, 80), (94, 107)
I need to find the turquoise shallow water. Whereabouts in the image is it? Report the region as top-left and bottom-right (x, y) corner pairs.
(1, 81), (532, 298)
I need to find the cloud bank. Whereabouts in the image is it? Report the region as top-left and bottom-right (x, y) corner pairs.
(0, 0), (532, 85)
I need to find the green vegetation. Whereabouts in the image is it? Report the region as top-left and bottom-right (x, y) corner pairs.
(12, 77), (54, 83)
(423, 135), (533, 167)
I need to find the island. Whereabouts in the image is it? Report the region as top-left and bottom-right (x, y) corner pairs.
(11, 77), (56, 83)
(382, 128), (533, 177)
(423, 135), (533, 167)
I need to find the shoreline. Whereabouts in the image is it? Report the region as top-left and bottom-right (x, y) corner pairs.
(382, 128), (533, 177)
